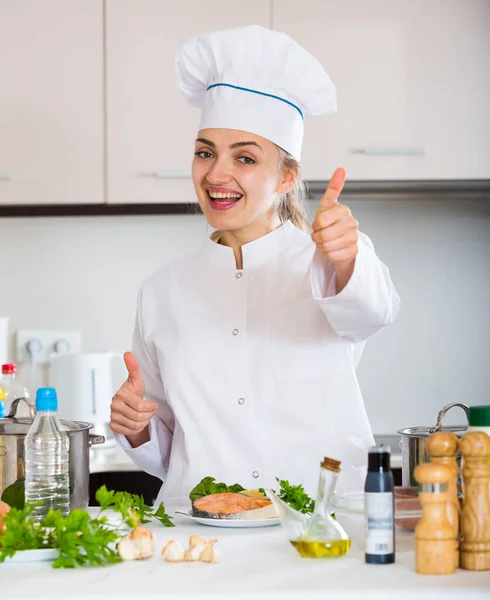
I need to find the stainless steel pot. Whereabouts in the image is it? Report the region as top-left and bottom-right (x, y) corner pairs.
(397, 402), (469, 486)
(0, 397), (105, 509)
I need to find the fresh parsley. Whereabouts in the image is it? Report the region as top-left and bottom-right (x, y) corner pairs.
(153, 502), (175, 527)
(267, 478), (316, 515)
(189, 476), (245, 501)
(0, 485), (174, 568)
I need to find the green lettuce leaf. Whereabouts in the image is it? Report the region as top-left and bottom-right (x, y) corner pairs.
(189, 477), (245, 501)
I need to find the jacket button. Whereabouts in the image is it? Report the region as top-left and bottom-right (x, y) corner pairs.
(252, 471), (259, 478)
(236, 272), (243, 279)
(232, 329), (239, 336)
(238, 398), (245, 405)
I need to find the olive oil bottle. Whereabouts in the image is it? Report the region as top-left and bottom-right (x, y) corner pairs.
(290, 539), (351, 558)
(291, 457), (350, 559)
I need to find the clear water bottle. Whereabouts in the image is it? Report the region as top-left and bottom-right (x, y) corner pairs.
(25, 388), (70, 520)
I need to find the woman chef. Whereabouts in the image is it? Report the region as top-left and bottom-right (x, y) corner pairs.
(110, 25), (400, 504)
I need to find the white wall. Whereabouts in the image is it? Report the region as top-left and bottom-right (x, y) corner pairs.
(1, 198), (489, 434)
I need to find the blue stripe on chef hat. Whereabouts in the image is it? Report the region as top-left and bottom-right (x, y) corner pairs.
(207, 83), (305, 119)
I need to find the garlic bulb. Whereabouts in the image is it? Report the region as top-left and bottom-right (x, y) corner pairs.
(118, 538), (140, 561)
(117, 524), (155, 561)
(161, 540), (185, 562)
(128, 524), (155, 558)
(200, 540), (220, 564)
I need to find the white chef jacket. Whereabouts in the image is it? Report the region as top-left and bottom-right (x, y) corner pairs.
(116, 220), (400, 505)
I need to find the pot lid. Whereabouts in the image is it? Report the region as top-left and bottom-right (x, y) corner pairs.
(0, 397), (90, 436)
(397, 424), (467, 438)
(397, 402), (469, 438)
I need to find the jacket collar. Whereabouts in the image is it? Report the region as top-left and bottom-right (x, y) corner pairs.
(201, 220), (300, 269)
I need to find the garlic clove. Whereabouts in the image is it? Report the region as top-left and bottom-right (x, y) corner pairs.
(162, 540), (185, 562)
(184, 543), (205, 561)
(189, 534), (207, 548)
(200, 540), (220, 564)
(118, 538), (141, 561)
(161, 538), (174, 554)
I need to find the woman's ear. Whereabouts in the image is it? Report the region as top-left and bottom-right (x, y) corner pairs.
(276, 167), (299, 195)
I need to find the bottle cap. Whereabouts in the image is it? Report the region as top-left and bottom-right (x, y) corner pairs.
(0, 401), (5, 418)
(468, 405), (490, 428)
(368, 445), (391, 471)
(1, 364), (17, 375)
(321, 457), (341, 472)
(35, 387), (58, 411)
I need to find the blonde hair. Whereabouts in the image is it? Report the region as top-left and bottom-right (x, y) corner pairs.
(276, 147), (311, 233)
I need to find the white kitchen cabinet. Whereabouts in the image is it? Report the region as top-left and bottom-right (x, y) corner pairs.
(274, 0), (490, 181)
(0, 0), (104, 205)
(106, 0), (271, 205)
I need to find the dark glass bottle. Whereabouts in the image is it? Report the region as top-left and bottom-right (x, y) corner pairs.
(364, 446), (395, 564)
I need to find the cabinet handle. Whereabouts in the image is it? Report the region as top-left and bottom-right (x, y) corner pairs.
(0, 174), (10, 180)
(351, 147), (426, 156)
(153, 171), (191, 179)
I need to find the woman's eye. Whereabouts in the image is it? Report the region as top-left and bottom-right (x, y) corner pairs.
(194, 151), (213, 159)
(238, 156), (256, 165)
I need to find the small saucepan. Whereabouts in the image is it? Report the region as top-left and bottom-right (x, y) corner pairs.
(397, 402), (469, 487)
(0, 397), (104, 509)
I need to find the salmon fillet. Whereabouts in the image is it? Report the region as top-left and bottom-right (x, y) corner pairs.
(192, 492), (272, 519)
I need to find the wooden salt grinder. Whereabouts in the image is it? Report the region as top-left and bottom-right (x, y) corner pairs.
(460, 431), (490, 571)
(414, 462), (455, 575)
(427, 432), (460, 569)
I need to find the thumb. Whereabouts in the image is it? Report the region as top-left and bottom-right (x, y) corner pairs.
(316, 167), (346, 213)
(124, 351), (145, 397)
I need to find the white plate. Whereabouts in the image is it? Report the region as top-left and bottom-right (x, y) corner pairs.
(2, 548), (58, 563)
(176, 511), (280, 528)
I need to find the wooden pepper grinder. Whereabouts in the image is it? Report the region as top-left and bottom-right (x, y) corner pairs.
(427, 432), (460, 569)
(460, 431), (490, 571)
(414, 462), (455, 575)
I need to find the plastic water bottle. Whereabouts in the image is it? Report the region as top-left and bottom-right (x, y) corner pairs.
(25, 388), (70, 520)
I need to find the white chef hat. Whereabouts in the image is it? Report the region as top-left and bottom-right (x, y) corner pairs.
(175, 25), (336, 161)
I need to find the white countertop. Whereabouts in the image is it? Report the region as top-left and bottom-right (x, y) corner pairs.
(0, 508), (488, 599)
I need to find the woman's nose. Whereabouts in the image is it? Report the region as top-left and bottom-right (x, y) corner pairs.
(206, 158), (232, 183)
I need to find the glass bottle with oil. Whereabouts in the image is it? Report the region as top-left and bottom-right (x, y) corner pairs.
(291, 457), (350, 558)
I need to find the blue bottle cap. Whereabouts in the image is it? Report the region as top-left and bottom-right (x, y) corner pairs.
(35, 387), (58, 411)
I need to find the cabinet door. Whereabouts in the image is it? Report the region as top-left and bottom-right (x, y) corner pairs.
(0, 0), (103, 205)
(106, 0), (271, 204)
(274, 0), (490, 180)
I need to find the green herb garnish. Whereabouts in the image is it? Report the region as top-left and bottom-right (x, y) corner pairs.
(189, 476), (245, 501)
(0, 485), (174, 568)
(269, 478), (316, 514)
(153, 502), (175, 527)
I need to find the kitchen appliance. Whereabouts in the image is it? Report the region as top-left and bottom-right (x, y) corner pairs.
(0, 398), (104, 509)
(49, 352), (126, 446)
(397, 403), (469, 487)
(0, 317), (9, 366)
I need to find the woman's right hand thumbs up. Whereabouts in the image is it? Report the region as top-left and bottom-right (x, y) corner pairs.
(109, 351), (158, 446)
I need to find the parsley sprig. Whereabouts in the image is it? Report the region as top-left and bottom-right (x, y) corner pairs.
(0, 485), (174, 568)
(261, 478), (316, 514)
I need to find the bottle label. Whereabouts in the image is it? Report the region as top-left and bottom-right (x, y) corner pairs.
(365, 492), (394, 555)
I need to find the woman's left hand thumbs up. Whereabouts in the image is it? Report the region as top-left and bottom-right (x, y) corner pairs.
(311, 167), (358, 264)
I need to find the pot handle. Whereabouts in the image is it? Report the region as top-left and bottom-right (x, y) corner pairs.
(7, 397), (36, 421)
(89, 434), (105, 447)
(429, 402), (470, 433)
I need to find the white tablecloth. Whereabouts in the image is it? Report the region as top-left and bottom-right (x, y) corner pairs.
(0, 508), (488, 599)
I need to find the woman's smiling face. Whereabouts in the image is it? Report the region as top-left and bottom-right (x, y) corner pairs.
(192, 128), (293, 233)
